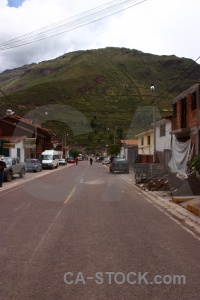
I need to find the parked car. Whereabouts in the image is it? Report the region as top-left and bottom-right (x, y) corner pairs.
(3, 157), (27, 182)
(59, 158), (68, 165)
(25, 158), (42, 172)
(67, 157), (75, 163)
(41, 150), (59, 169)
(102, 157), (110, 165)
(109, 157), (129, 174)
(95, 156), (104, 163)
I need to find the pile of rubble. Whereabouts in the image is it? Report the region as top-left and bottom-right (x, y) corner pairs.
(136, 178), (170, 192)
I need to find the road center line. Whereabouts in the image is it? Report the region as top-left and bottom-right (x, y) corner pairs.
(63, 167), (89, 205)
(64, 186), (76, 205)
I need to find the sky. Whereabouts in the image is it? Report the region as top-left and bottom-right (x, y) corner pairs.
(0, 0), (200, 74)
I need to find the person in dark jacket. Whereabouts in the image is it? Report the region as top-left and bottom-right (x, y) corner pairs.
(0, 157), (6, 187)
(89, 157), (93, 165)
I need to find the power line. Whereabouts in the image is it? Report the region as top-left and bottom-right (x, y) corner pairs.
(154, 56), (200, 105)
(0, 0), (146, 50)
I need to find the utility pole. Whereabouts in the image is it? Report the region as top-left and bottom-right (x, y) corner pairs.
(34, 114), (39, 158)
(64, 135), (66, 158)
(150, 84), (156, 163)
(61, 134), (63, 156)
(107, 128), (116, 144)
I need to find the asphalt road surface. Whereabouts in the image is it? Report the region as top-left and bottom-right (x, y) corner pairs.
(0, 161), (200, 300)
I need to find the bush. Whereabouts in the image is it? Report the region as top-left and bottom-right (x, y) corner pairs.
(187, 155), (200, 172)
(69, 150), (79, 159)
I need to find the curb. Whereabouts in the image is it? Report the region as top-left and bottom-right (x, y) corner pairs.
(172, 196), (200, 218)
(187, 203), (200, 217)
(172, 196), (195, 204)
(146, 189), (200, 227)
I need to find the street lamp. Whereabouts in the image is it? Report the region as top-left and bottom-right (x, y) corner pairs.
(64, 134), (69, 157)
(34, 111), (48, 157)
(150, 84), (156, 163)
(33, 113), (39, 158)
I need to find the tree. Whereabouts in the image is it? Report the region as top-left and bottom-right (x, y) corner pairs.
(90, 119), (97, 128)
(109, 144), (121, 156)
(69, 149), (79, 158)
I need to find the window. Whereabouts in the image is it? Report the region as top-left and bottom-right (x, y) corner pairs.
(173, 103), (177, 117)
(141, 137), (144, 146)
(160, 124), (166, 137)
(191, 92), (197, 110)
(42, 155), (53, 160)
(17, 148), (21, 160)
(147, 135), (151, 145)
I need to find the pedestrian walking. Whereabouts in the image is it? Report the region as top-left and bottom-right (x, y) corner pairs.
(75, 157), (78, 165)
(0, 157), (6, 187)
(89, 157), (93, 166)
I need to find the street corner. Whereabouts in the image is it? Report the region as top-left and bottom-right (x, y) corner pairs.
(172, 196), (195, 204)
(183, 198), (200, 217)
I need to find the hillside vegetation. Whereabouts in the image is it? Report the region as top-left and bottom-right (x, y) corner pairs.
(0, 47), (200, 147)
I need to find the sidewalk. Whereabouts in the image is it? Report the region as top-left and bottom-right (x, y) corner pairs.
(133, 173), (200, 221)
(148, 190), (200, 228)
(0, 164), (73, 191)
(170, 176), (200, 218)
(172, 195), (200, 217)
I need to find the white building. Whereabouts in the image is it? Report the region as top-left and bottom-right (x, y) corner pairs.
(135, 129), (154, 163)
(155, 115), (172, 164)
(120, 140), (138, 163)
(134, 115), (172, 164)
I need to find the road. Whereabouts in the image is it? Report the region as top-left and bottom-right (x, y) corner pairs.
(0, 161), (200, 300)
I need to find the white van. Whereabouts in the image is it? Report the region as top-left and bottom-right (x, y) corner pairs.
(41, 150), (59, 169)
(78, 154), (83, 161)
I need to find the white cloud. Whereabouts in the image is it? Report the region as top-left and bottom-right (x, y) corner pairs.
(0, 0), (200, 73)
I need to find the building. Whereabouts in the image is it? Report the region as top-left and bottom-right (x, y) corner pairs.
(120, 139), (138, 163)
(135, 129), (154, 163)
(155, 115), (172, 165)
(0, 110), (55, 161)
(120, 139), (138, 162)
(167, 83), (200, 173)
(171, 83), (200, 157)
(134, 114), (172, 165)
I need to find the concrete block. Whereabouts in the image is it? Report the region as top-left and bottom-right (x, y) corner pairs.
(187, 203), (200, 217)
(172, 196), (194, 204)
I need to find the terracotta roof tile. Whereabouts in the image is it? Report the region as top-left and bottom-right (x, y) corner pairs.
(120, 139), (138, 146)
(0, 136), (27, 143)
(0, 115), (54, 135)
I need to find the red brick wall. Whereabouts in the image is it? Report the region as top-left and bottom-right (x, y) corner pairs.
(173, 94), (199, 130)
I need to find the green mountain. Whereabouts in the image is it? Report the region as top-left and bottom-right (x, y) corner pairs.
(0, 47), (200, 147)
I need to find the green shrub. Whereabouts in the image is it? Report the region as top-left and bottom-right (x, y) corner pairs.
(187, 155), (200, 172)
